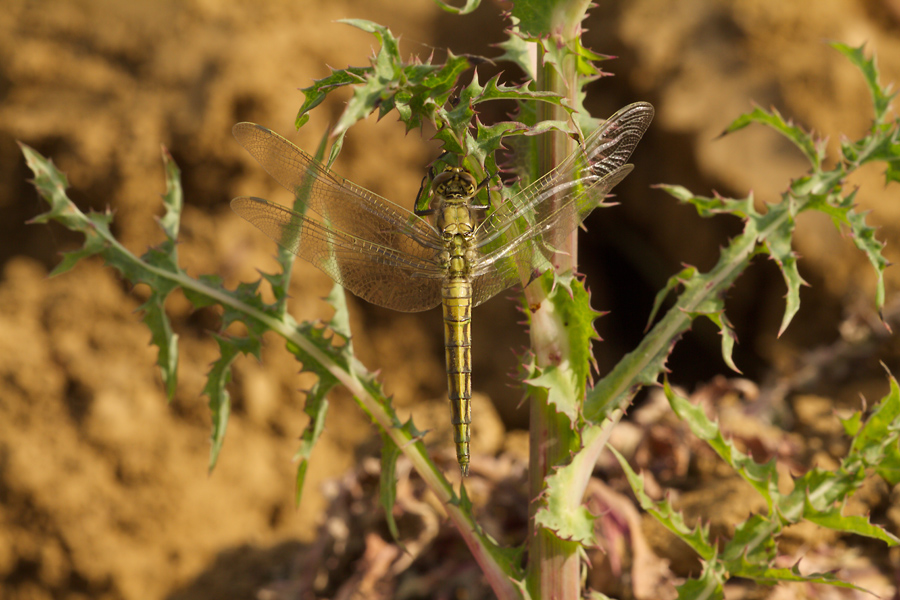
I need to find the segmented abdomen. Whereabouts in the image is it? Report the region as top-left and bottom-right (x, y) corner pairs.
(442, 276), (472, 476)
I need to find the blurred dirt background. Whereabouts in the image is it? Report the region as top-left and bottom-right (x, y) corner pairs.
(2, 0), (900, 598)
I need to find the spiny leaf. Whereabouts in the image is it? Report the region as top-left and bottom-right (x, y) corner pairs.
(722, 515), (776, 565)
(786, 468), (862, 520)
(585, 334), (671, 421)
(657, 261), (742, 372)
(296, 67), (370, 129)
(419, 53), (469, 92)
(646, 265), (697, 328)
(843, 199), (888, 312)
(323, 282), (353, 342)
(25, 143), (188, 399)
(665, 369), (900, 552)
(533, 425), (603, 544)
(587, 218), (757, 422)
(496, 33), (534, 80)
(609, 446), (715, 559)
(22, 144), (110, 276)
(703, 311), (739, 373)
(760, 209), (806, 336)
(139, 156), (184, 398)
(21, 143), (422, 505)
(571, 38), (613, 80)
(801, 499), (899, 545)
(323, 21), (480, 139)
(340, 19), (401, 65)
(801, 184), (888, 316)
(524, 275), (600, 422)
(723, 105), (823, 169)
(47, 237), (107, 277)
(675, 558), (726, 600)
(475, 74), (566, 107)
(444, 72), (482, 136)
(331, 21), (403, 138)
(655, 185), (759, 220)
(525, 364), (580, 423)
(848, 374), (900, 485)
(291, 289), (352, 504)
(468, 120), (526, 173)
(726, 556), (865, 591)
(206, 335), (251, 471)
(158, 148), (183, 241)
(430, 0), (481, 15)
(22, 143), (86, 230)
(288, 320), (354, 376)
(553, 274), (601, 392)
(509, 0), (554, 39)
(875, 439), (900, 488)
(830, 42), (896, 125)
(511, 0), (590, 39)
(293, 364), (336, 506)
(139, 283), (180, 400)
(849, 373), (900, 457)
(379, 430), (403, 546)
(664, 380), (780, 510)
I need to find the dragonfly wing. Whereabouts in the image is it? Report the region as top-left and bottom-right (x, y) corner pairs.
(468, 248), (533, 308)
(233, 122), (444, 256)
(468, 165), (633, 306)
(232, 197), (445, 312)
(470, 102), (653, 303)
(232, 123), (447, 313)
(476, 102), (653, 249)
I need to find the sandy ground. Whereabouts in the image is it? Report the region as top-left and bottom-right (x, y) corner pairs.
(2, 0), (900, 598)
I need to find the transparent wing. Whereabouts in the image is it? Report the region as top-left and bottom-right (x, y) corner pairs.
(469, 102), (654, 306)
(231, 123), (446, 312)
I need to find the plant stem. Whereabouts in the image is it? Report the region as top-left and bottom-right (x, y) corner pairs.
(525, 39), (583, 600)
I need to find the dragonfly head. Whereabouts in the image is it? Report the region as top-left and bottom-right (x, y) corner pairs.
(432, 167), (477, 200)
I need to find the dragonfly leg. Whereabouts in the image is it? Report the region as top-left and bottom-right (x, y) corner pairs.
(469, 171), (497, 211)
(415, 151), (458, 214)
(414, 173), (433, 215)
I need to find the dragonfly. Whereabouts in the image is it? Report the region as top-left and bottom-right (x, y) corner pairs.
(231, 101), (654, 476)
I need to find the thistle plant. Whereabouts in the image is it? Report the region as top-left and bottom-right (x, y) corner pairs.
(21, 1), (900, 598)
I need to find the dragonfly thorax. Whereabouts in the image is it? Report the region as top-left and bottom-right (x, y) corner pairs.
(432, 167), (476, 200)
(438, 204), (475, 237)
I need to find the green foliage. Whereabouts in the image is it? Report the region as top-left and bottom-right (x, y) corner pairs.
(533, 425), (607, 545)
(379, 428), (403, 545)
(650, 376), (898, 593)
(589, 43), (900, 595)
(524, 273), (600, 421)
(21, 0), (900, 593)
(296, 19), (572, 204)
(590, 43), (896, 431)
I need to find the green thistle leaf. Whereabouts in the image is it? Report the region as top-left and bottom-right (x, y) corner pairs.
(723, 105), (823, 168)
(379, 430), (403, 546)
(139, 282), (180, 400)
(675, 559), (726, 600)
(664, 381), (780, 509)
(158, 148), (183, 241)
(760, 208), (806, 336)
(430, 0), (481, 15)
(610, 445), (715, 559)
(830, 42), (896, 125)
(296, 67), (370, 129)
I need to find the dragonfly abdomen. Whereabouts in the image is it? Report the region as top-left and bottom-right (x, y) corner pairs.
(441, 275), (472, 476)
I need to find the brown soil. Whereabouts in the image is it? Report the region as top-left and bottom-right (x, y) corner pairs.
(2, 0), (900, 598)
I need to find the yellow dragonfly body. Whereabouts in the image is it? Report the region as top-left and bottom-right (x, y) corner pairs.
(231, 102), (653, 476)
